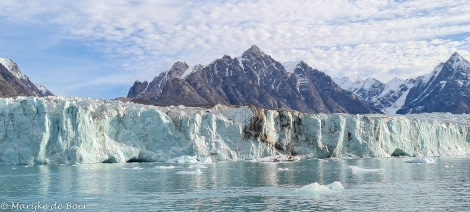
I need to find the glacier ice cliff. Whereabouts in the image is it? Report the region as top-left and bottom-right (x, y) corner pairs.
(0, 96), (469, 165)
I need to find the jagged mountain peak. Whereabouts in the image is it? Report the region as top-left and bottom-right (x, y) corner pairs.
(293, 61), (317, 76)
(449, 52), (464, 62)
(335, 52), (470, 114)
(241, 45), (270, 60)
(0, 57), (53, 97)
(0, 58), (16, 70)
(171, 61), (189, 68)
(246, 44), (263, 53)
(446, 52), (470, 70)
(127, 45), (376, 114)
(167, 61), (189, 78)
(385, 77), (405, 85)
(295, 60), (309, 68)
(0, 57), (28, 81)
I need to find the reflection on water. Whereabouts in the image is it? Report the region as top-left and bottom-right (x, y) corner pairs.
(1, 157), (470, 211)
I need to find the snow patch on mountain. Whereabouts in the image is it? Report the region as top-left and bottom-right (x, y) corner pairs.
(449, 52), (470, 70)
(0, 58), (28, 81)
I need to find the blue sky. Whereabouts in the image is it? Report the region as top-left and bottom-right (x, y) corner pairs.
(0, 0), (469, 99)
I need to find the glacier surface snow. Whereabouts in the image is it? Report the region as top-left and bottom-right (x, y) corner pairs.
(0, 96), (469, 165)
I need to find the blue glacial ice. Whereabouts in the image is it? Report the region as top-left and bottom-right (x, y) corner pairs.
(0, 96), (469, 165)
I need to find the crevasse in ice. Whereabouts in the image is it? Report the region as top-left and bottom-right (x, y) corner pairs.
(0, 96), (469, 165)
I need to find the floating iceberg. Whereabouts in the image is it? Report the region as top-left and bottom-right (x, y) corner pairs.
(405, 158), (436, 164)
(176, 169), (202, 175)
(0, 96), (469, 165)
(349, 166), (385, 174)
(295, 181), (344, 194)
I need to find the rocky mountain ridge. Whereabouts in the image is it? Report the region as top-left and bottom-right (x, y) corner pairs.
(0, 58), (53, 98)
(127, 45), (377, 114)
(334, 52), (470, 114)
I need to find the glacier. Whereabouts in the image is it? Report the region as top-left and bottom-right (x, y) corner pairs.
(0, 96), (469, 165)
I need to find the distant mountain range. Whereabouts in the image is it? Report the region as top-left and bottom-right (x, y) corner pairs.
(3, 47), (470, 115)
(334, 52), (470, 114)
(126, 45), (377, 114)
(0, 58), (53, 98)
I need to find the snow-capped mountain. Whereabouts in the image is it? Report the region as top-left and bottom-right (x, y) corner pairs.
(334, 52), (470, 114)
(128, 45), (376, 114)
(398, 52), (470, 114)
(334, 77), (416, 114)
(0, 58), (53, 97)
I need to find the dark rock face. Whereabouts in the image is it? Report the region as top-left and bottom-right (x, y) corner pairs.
(127, 81), (148, 99)
(127, 45), (377, 114)
(0, 58), (53, 98)
(293, 61), (375, 114)
(128, 61), (189, 101)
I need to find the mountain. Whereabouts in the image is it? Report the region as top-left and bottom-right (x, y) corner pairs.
(398, 52), (470, 114)
(334, 77), (416, 114)
(0, 58), (53, 97)
(334, 52), (470, 114)
(127, 45), (377, 114)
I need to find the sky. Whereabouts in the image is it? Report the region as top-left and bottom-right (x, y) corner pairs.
(0, 0), (469, 99)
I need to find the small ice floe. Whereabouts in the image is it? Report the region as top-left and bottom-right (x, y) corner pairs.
(176, 169), (202, 175)
(257, 155), (300, 162)
(295, 181), (344, 195)
(121, 167), (144, 170)
(167, 155), (213, 164)
(167, 155), (198, 164)
(188, 164), (208, 169)
(154, 165), (177, 169)
(349, 166), (385, 174)
(405, 158), (436, 164)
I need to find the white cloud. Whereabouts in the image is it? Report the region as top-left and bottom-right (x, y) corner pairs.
(0, 0), (470, 97)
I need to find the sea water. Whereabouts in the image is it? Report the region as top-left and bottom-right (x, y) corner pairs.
(1, 157), (469, 211)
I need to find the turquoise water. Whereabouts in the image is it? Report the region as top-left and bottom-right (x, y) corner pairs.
(1, 157), (470, 211)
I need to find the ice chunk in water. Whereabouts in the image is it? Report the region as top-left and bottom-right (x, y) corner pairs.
(295, 181), (344, 194)
(349, 166), (385, 174)
(188, 164), (207, 169)
(405, 158), (436, 163)
(176, 169), (202, 175)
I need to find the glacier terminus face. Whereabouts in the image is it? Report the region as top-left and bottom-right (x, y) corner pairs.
(0, 96), (469, 165)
